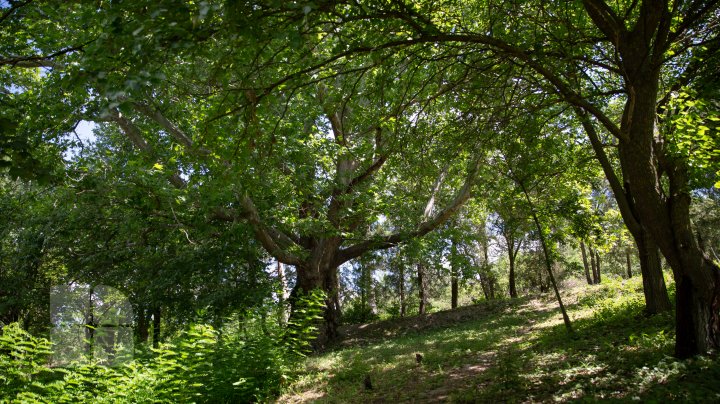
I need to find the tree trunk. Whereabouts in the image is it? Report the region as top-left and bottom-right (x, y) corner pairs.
(277, 261), (289, 326)
(399, 263), (406, 317)
(615, 55), (719, 357)
(580, 241), (593, 285)
(450, 256), (459, 310)
(418, 263), (427, 315)
(136, 305), (149, 344)
(518, 183), (573, 333)
(595, 250), (602, 283)
(590, 247), (598, 284)
(507, 240), (518, 298)
(636, 229), (672, 314)
(152, 307), (161, 349)
(626, 248), (633, 278)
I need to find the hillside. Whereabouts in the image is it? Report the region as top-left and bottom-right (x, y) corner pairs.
(277, 278), (720, 403)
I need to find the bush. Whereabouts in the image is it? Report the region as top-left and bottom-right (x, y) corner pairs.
(0, 290), (327, 403)
(341, 299), (380, 325)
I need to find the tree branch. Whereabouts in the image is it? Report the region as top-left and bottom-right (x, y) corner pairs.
(335, 156), (481, 264)
(237, 195), (305, 266)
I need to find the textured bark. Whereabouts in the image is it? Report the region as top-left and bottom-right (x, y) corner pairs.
(418, 263), (428, 315)
(580, 241), (593, 285)
(636, 230), (672, 314)
(610, 18), (720, 356)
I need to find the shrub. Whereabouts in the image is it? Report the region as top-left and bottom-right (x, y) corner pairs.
(0, 291), (327, 403)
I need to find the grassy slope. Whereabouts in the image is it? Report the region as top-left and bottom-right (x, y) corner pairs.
(277, 277), (720, 403)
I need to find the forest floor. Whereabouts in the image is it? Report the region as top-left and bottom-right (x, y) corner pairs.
(276, 277), (720, 403)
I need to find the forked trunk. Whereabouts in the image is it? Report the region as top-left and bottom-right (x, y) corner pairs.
(615, 66), (719, 357)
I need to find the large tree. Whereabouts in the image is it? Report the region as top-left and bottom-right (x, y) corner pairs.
(282, 0), (720, 357)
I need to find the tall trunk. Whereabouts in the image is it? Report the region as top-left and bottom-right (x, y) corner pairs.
(590, 247), (598, 284)
(636, 230), (672, 314)
(615, 54), (719, 357)
(360, 264), (368, 321)
(595, 250), (602, 283)
(507, 239), (518, 298)
(399, 263), (406, 317)
(152, 307), (160, 349)
(277, 261), (289, 326)
(451, 270), (459, 309)
(417, 263), (427, 315)
(580, 241), (593, 285)
(518, 183), (573, 332)
(626, 248), (633, 278)
(136, 305), (149, 344)
(450, 240), (459, 309)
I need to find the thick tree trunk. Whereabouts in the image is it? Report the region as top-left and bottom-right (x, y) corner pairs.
(580, 241), (593, 285)
(636, 230), (672, 314)
(614, 59), (720, 357)
(418, 263), (428, 315)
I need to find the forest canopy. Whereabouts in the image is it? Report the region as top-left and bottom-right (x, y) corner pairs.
(1, 0), (720, 401)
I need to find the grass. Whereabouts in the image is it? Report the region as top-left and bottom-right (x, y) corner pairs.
(277, 276), (720, 403)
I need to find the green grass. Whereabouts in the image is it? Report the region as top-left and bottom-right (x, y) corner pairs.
(278, 276), (720, 403)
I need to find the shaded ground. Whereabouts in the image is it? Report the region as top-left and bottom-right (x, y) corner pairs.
(277, 278), (720, 403)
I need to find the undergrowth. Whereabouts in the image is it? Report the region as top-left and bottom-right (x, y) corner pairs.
(0, 290), (325, 403)
(278, 275), (720, 403)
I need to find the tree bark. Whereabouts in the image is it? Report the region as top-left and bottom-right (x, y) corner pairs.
(277, 261), (289, 326)
(136, 305), (149, 345)
(589, 247), (598, 284)
(418, 263), (428, 315)
(399, 262), (406, 317)
(625, 248), (633, 278)
(517, 180), (573, 333)
(152, 307), (161, 349)
(612, 38), (720, 357)
(636, 228), (673, 314)
(595, 250), (602, 284)
(451, 269), (459, 309)
(451, 240), (459, 309)
(580, 241), (593, 285)
(505, 232), (520, 298)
